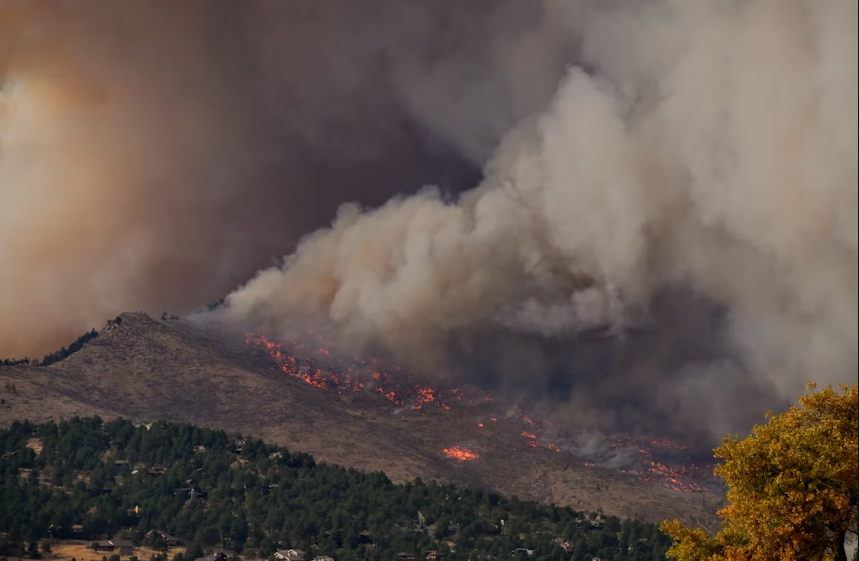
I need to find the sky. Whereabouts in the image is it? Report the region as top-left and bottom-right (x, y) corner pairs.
(2, 0), (856, 441)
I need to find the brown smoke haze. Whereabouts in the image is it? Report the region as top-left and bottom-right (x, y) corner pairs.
(2, 0), (856, 441)
(1, 0), (561, 356)
(226, 0), (858, 439)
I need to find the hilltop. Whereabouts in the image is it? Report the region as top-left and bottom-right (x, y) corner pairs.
(0, 313), (724, 526)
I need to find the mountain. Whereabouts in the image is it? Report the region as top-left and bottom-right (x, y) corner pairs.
(0, 312), (724, 527)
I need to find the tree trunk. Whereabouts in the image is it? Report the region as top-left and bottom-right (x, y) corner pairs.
(835, 530), (848, 561)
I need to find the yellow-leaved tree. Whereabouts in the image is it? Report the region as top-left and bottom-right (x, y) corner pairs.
(661, 383), (858, 561)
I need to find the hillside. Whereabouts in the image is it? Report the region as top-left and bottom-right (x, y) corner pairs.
(0, 417), (675, 561)
(0, 313), (724, 526)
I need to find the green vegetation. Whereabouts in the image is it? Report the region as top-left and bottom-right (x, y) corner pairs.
(2, 325), (106, 367)
(37, 329), (99, 367)
(0, 417), (672, 561)
(196, 298), (225, 314)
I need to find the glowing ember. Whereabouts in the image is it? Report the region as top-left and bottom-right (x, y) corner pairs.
(246, 331), (713, 492)
(477, 423), (484, 428)
(247, 331), (492, 411)
(442, 446), (479, 461)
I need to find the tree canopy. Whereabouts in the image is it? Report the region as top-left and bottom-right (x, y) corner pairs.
(0, 417), (673, 561)
(661, 383), (859, 561)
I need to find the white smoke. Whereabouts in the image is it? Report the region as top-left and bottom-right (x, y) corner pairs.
(227, 0), (858, 411)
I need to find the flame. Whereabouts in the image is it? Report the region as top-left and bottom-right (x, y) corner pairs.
(477, 423), (484, 428)
(247, 331), (492, 411)
(246, 331), (712, 492)
(605, 434), (711, 492)
(442, 446), (479, 461)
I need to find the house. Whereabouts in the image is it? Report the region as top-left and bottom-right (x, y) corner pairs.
(274, 550), (305, 561)
(173, 487), (208, 501)
(147, 466), (167, 476)
(426, 552), (445, 560)
(397, 554), (420, 561)
(110, 540), (134, 556)
(146, 530), (185, 547)
(71, 525), (85, 534)
(89, 541), (115, 552)
(194, 554), (227, 561)
(311, 557), (334, 561)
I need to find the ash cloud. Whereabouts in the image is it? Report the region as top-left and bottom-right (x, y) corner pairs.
(1, 0), (566, 357)
(227, 0), (858, 441)
(2, 0), (855, 443)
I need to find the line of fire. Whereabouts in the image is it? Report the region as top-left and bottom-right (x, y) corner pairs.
(246, 330), (715, 494)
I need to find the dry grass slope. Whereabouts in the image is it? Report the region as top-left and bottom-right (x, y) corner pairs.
(0, 312), (724, 526)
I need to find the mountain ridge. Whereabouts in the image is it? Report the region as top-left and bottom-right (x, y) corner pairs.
(0, 312), (724, 527)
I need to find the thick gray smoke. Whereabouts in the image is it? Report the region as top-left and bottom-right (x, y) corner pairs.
(227, 0), (858, 440)
(1, 0), (566, 356)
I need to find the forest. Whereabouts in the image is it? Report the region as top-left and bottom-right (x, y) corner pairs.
(0, 417), (673, 561)
(1, 326), (102, 367)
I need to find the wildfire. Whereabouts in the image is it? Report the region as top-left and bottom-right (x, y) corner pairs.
(246, 331), (712, 493)
(606, 434), (711, 492)
(247, 331), (492, 411)
(442, 446), (479, 461)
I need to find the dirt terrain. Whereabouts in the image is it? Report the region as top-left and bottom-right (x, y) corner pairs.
(47, 541), (184, 561)
(0, 313), (724, 527)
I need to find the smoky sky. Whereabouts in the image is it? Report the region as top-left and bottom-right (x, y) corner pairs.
(224, 0), (858, 442)
(1, 0), (568, 356)
(3, 0), (856, 445)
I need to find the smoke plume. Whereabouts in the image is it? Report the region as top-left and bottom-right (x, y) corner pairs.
(2, 0), (856, 441)
(1, 0), (565, 357)
(226, 0), (858, 439)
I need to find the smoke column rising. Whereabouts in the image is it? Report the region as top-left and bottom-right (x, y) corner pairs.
(1, 0), (565, 357)
(227, 0), (858, 439)
(1, 0), (855, 441)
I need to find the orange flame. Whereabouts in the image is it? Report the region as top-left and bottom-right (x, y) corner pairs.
(442, 446), (479, 461)
(247, 331), (711, 493)
(246, 331), (492, 411)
